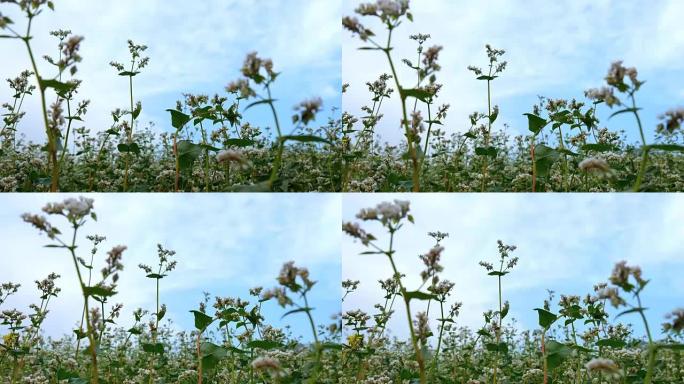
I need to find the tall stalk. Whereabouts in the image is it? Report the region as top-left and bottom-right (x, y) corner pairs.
(630, 94), (649, 192)
(384, 228), (426, 383)
(382, 26), (421, 192)
(19, 14), (60, 191)
(265, 84), (284, 189)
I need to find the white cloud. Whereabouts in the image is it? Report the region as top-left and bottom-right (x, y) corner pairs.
(0, 193), (341, 338)
(342, 193), (684, 340)
(343, 0), (684, 144)
(0, 0), (340, 142)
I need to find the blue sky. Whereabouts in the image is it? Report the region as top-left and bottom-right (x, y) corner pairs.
(342, 194), (684, 341)
(343, 0), (684, 145)
(1, 0), (340, 144)
(0, 193), (341, 342)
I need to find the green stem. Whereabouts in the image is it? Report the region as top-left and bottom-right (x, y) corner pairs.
(385, 229), (426, 383)
(265, 84), (284, 190)
(66, 225), (98, 383)
(22, 16), (60, 192)
(636, 292), (657, 384)
(123, 71), (134, 192)
(430, 302), (446, 377)
(482, 77), (492, 193)
(631, 94), (648, 192)
(383, 26), (420, 192)
(58, 99), (74, 172)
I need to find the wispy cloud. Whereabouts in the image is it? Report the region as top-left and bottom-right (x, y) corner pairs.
(343, 0), (684, 144)
(342, 193), (684, 340)
(0, 193), (342, 340)
(0, 0), (341, 143)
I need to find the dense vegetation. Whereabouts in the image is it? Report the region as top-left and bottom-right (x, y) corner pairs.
(1, 197), (342, 383)
(342, 0), (683, 192)
(0, 0), (341, 192)
(343, 200), (684, 383)
(1, 0), (681, 193)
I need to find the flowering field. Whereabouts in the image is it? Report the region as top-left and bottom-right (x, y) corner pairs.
(2, 0), (682, 193)
(0, 1), (341, 192)
(341, 1), (683, 192)
(0, 196), (343, 383)
(343, 200), (684, 384)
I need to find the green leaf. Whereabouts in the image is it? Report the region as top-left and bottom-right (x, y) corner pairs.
(616, 307), (647, 319)
(400, 88), (432, 102)
(581, 143), (617, 152)
(145, 273), (165, 279)
(281, 135), (330, 145)
(246, 340), (283, 350)
(534, 144), (560, 179)
(546, 340), (573, 370)
(57, 369), (88, 384)
(177, 140), (202, 172)
(489, 109), (499, 124)
(117, 143), (140, 155)
(166, 109), (191, 130)
(39, 78), (77, 95)
(281, 307), (312, 319)
(244, 99), (276, 111)
(500, 305), (509, 320)
(118, 71), (140, 77)
(485, 342), (508, 353)
(609, 107), (641, 119)
(648, 144), (684, 153)
(73, 328), (87, 340)
(132, 104), (142, 120)
(524, 113), (548, 135)
(477, 75), (497, 81)
(534, 308), (558, 329)
(224, 138), (255, 148)
(658, 343), (684, 351)
(201, 342), (228, 372)
(596, 338), (626, 348)
(558, 148), (579, 157)
(403, 290), (437, 301)
(487, 271), (508, 277)
(141, 342), (164, 354)
(190, 310), (214, 331)
(320, 342), (343, 350)
(475, 146), (498, 157)
(82, 286), (117, 298)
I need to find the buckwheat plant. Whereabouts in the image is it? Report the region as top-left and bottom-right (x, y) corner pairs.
(344, 0), (425, 191)
(479, 240), (518, 384)
(262, 261), (323, 382)
(468, 44), (507, 192)
(343, 200), (432, 382)
(340, 1), (683, 192)
(0, 0), (85, 191)
(0, 273), (60, 383)
(584, 61), (684, 191)
(596, 261), (684, 384)
(21, 196), (125, 384)
(138, 244), (176, 383)
(0, 70), (35, 146)
(110, 40), (149, 192)
(224, 53), (327, 190)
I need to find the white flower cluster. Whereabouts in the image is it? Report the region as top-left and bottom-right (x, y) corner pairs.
(356, 200), (410, 224)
